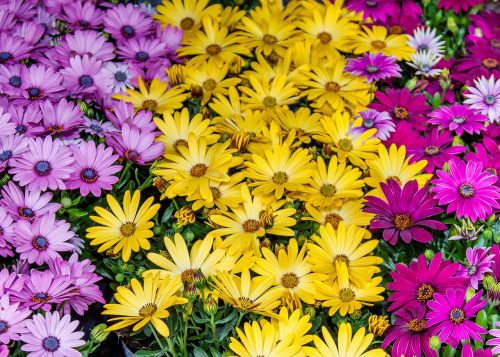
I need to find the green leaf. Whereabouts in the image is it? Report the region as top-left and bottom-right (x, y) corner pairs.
(209, 348), (222, 357)
(161, 205), (174, 224)
(134, 350), (162, 357)
(192, 346), (210, 357)
(215, 309), (238, 325)
(191, 313), (210, 324)
(476, 310), (488, 329)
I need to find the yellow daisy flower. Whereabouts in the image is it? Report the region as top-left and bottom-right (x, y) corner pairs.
(211, 269), (283, 316)
(349, 25), (415, 61)
(102, 274), (187, 337)
(253, 238), (326, 307)
(304, 199), (374, 228)
(144, 233), (234, 287)
(209, 86), (245, 119)
(186, 172), (245, 211)
(271, 308), (313, 355)
(315, 262), (384, 316)
(218, 6), (246, 29)
(275, 107), (323, 144)
(307, 156), (365, 209)
(154, 107), (219, 157)
(113, 77), (188, 114)
(86, 190), (160, 262)
(303, 323), (387, 357)
(365, 144), (432, 198)
(307, 222), (382, 286)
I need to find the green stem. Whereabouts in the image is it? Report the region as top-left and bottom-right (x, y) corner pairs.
(119, 161), (132, 182)
(235, 310), (246, 329)
(172, 198), (180, 211)
(209, 315), (219, 348)
(166, 337), (177, 357)
(150, 324), (165, 351)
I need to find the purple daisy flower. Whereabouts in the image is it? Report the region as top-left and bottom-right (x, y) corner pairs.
(345, 53), (401, 84)
(61, 1), (104, 30)
(432, 159), (500, 222)
(103, 62), (134, 94)
(106, 124), (164, 165)
(369, 87), (431, 130)
(347, 0), (399, 22)
(382, 307), (436, 357)
(0, 107), (15, 137)
(464, 75), (500, 123)
(154, 23), (184, 63)
(20, 312), (85, 357)
(0, 64), (25, 97)
(350, 109), (395, 140)
(387, 253), (468, 311)
(0, 10), (16, 33)
(456, 45), (500, 83)
(0, 134), (28, 173)
(0, 295), (31, 345)
(0, 34), (32, 65)
(408, 129), (466, 174)
(82, 117), (118, 138)
(408, 27), (445, 56)
(106, 100), (156, 131)
(380, 5), (422, 36)
(7, 104), (43, 138)
(427, 288), (487, 348)
(465, 139), (500, 183)
(9, 136), (74, 192)
(128, 59), (169, 85)
(0, 207), (15, 258)
(487, 321), (500, 355)
(41, 98), (84, 139)
(365, 180), (446, 245)
(428, 104), (487, 136)
(0, 268), (25, 297)
(0, 181), (61, 222)
(13, 213), (74, 265)
(54, 30), (115, 67)
(15, 21), (45, 47)
(48, 254), (104, 316)
(117, 36), (167, 64)
(103, 3), (153, 41)
(437, 0), (484, 13)
(67, 140), (121, 197)
(458, 247), (494, 289)
(384, 121), (421, 148)
(467, 11), (500, 49)
(20, 64), (64, 102)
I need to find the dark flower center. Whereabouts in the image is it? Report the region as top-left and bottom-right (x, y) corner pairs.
(135, 51), (149, 62)
(459, 183), (475, 198)
(180, 17), (195, 30)
(190, 163), (208, 177)
(139, 303), (157, 317)
(206, 44), (221, 56)
(242, 219), (261, 233)
(418, 44), (429, 51)
(181, 269), (196, 285)
(416, 283), (435, 302)
(407, 318), (426, 333)
(141, 99), (157, 111)
(281, 272), (299, 289)
(28, 87), (41, 99)
(482, 58), (498, 69)
(491, 39), (500, 49)
(203, 79), (217, 91)
(452, 116), (465, 124)
(371, 40), (387, 49)
(80, 168), (98, 183)
(366, 65), (379, 73)
(325, 213), (343, 228)
(121, 25), (135, 38)
(263, 34), (278, 45)
(424, 145), (440, 156)
(0, 320), (8, 333)
(449, 308), (465, 323)
(114, 71), (127, 82)
(89, 124), (103, 132)
(79, 75), (94, 87)
(173, 139), (188, 153)
(78, 20), (90, 28)
(272, 171), (288, 185)
(238, 296), (253, 308)
(334, 254), (350, 266)
(34, 161), (51, 176)
(15, 124), (26, 134)
(393, 213), (413, 230)
(325, 81), (341, 92)
(394, 106), (409, 119)
(485, 167), (497, 176)
(468, 265), (478, 276)
(263, 96), (277, 107)
(363, 118), (374, 128)
(366, 0), (377, 7)
(32, 292), (51, 303)
(320, 183), (337, 197)
(0, 52), (12, 62)
(32, 235), (48, 251)
(124, 149), (140, 162)
(485, 95), (495, 105)
(389, 25), (402, 35)
(9, 75), (21, 87)
(19, 207), (35, 219)
(317, 32), (332, 44)
(120, 222), (136, 237)
(42, 336), (60, 352)
(0, 150), (12, 161)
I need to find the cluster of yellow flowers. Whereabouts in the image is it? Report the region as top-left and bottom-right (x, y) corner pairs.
(88, 0), (427, 355)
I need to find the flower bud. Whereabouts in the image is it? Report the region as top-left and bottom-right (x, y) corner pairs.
(487, 283), (500, 306)
(446, 17), (458, 34)
(184, 284), (198, 301)
(91, 324), (110, 343)
(424, 249), (435, 260)
(483, 274), (496, 290)
(203, 297), (218, 315)
(429, 336), (441, 351)
(368, 315), (390, 337)
(193, 269), (206, 289)
(465, 288), (476, 302)
(190, 84), (203, 99)
(303, 306), (316, 318)
(260, 238), (272, 250)
(350, 309), (362, 320)
(405, 77), (417, 91)
(61, 196), (72, 208)
(483, 228), (493, 240)
(153, 226), (163, 235)
(184, 229), (195, 242)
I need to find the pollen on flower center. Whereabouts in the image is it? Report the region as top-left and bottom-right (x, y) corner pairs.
(28, 87), (42, 99)
(371, 40), (387, 49)
(263, 34), (278, 45)
(485, 95), (495, 105)
(389, 25), (402, 35)
(458, 183), (475, 198)
(325, 81), (340, 92)
(407, 318), (426, 333)
(482, 58), (498, 69)
(34, 161), (52, 176)
(334, 254), (350, 266)
(263, 95), (277, 107)
(485, 167), (497, 176)
(281, 272), (299, 289)
(317, 31), (332, 44)
(468, 265), (478, 276)
(190, 163), (208, 177)
(48, 125), (63, 133)
(242, 219), (261, 233)
(139, 303), (158, 317)
(181, 269), (196, 285)
(452, 116), (466, 124)
(424, 145), (440, 156)
(19, 207), (35, 220)
(141, 99), (158, 111)
(338, 138), (353, 152)
(120, 222), (136, 237)
(320, 183), (337, 197)
(210, 186), (221, 200)
(32, 235), (49, 251)
(206, 44), (222, 56)
(416, 283), (435, 302)
(238, 297), (253, 308)
(180, 17), (195, 30)
(32, 292), (51, 303)
(339, 288), (355, 302)
(449, 308), (465, 323)
(125, 150), (140, 162)
(394, 106), (409, 119)
(393, 213), (413, 230)
(272, 171), (289, 185)
(203, 78), (217, 91)
(81, 168), (98, 183)
(324, 213), (343, 229)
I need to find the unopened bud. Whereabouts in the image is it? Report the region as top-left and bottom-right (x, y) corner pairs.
(483, 274), (496, 290)
(304, 306), (316, 318)
(429, 336), (441, 351)
(190, 84), (203, 99)
(424, 249), (435, 260)
(261, 238), (272, 250)
(193, 269), (206, 289)
(203, 297), (218, 315)
(91, 323), (110, 342)
(487, 283), (500, 306)
(61, 196), (72, 208)
(350, 309), (362, 320)
(184, 284), (198, 301)
(465, 288), (476, 302)
(368, 315), (390, 337)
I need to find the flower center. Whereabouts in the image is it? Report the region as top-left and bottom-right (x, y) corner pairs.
(324, 213), (343, 228)
(210, 186), (221, 200)
(452, 115), (465, 124)
(238, 297), (253, 309)
(141, 99), (158, 111)
(32, 235), (48, 251)
(28, 87), (41, 99)
(416, 283), (435, 302)
(0, 52), (12, 62)
(389, 25), (402, 35)
(366, 65), (379, 73)
(320, 184), (337, 197)
(0, 320), (8, 333)
(32, 292), (51, 304)
(190, 163), (208, 177)
(203, 79), (217, 91)
(482, 58), (498, 69)
(491, 39), (500, 48)
(449, 308), (465, 323)
(114, 71), (127, 82)
(263, 34), (278, 45)
(34, 161), (51, 176)
(42, 336), (60, 352)
(80, 168), (98, 183)
(173, 139), (188, 153)
(366, 0), (377, 6)
(0, 150), (12, 161)
(9, 75), (21, 87)
(180, 17), (195, 30)
(317, 32), (332, 44)
(78, 20), (90, 28)
(242, 219), (261, 233)
(19, 207), (35, 220)
(339, 288), (355, 302)
(338, 138), (353, 151)
(124, 149), (140, 162)
(407, 318), (426, 333)
(393, 213), (413, 230)
(394, 106), (409, 119)
(181, 269), (196, 285)
(121, 25), (135, 38)
(363, 118), (374, 128)
(15, 124), (26, 134)
(272, 171), (288, 185)
(459, 183), (475, 198)
(79, 75), (94, 87)
(135, 51), (149, 62)
(281, 272), (299, 289)
(120, 222), (136, 237)
(485, 95), (495, 105)
(334, 254), (350, 266)
(371, 40), (387, 49)
(485, 167), (497, 176)
(206, 44), (222, 56)
(325, 81), (340, 92)
(263, 95), (277, 107)
(468, 265), (478, 276)
(48, 125), (63, 134)
(424, 145), (440, 156)
(139, 303), (157, 317)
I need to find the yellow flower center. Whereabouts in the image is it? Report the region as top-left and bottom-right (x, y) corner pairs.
(48, 125), (63, 134)
(317, 31), (332, 44)
(173, 139), (188, 153)
(320, 184), (337, 197)
(339, 288), (355, 302)
(32, 292), (51, 304)
(242, 219), (261, 233)
(203, 79), (217, 91)
(407, 318), (426, 333)
(141, 99), (157, 111)
(263, 34), (278, 45)
(263, 95), (277, 107)
(389, 25), (402, 35)
(325, 81), (340, 92)
(206, 44), (222, 56)
(482, 58), (498, 69)
(190, 163), (208, 177)
(139, 303), (157, 317)
(393, 213), (413, 230)
(338, 138), (353, 152)
(180, 17), (195, 30)
(281, 272), (299, 289)
(416, 283), (435, 302)
(238, 297), (253, 309)
(120, 222), (136, 237)
(459, 183), (475, 198)
(449, 308), (465, 324)
(486, 167), (497, 176)
(371, 40), (387, 49)
(334, 254), (350, 266)
(324, 213), (343, 228)
(394, 106), (409, 119)
(181, 269), (196, 285)
(272, 171), (289, 185)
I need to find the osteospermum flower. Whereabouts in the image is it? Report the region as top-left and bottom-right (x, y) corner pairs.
(465, 140), (500, 182)
(345, 53), (401, 83)
(9, 136), (74, 192)
(67, 140), (121, 197)
(0, 207), (14, 257)
(103, 62), (133, 94)
(408, 51), (443, 77)
(350, 109), (395, 141)
(387, 253), (467, 311)
(62, 1), (104, 30)
(103, 3), (152, 41)
(427, 288), (487, 348)
(432, 160), (500, 221)
(54, 30), (115, 66)
(428, 104), (488, 136)
(0, 108), (14, 137)
(347, 0), (399, 22)
(365, 180), (446, 245)
(0, 295), (31, 345)
(40, 98), (84, 139)
(20, 65), (64, 102)
(437, 0), (485, 13)
(103, 274), (187, 337)
(458, 247), (494, 289)
(304, 199), (374, 228)
(407, 27), (445, 56)
(0, 134), (28, 172)
(464, 75), (500, 123)
(20, 312), (85, 357)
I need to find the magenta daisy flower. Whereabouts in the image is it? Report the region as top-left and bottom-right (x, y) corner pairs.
(457, 247), (494, 289)
(464, 75), (500, 123)
(467, 11), (500, 49)
(0, 181), (61, 222)
(345, 53), (401, 84)
(346, 0), (399, 22)
(13, 213), (74, 265)
(20, 312), (85, 357)
(350, 109), (395, 140)
(427, 288), (487, 348)
(465, 140), (500, 182)
(0, 64), (25, 97)
(0, 295), (31, 345)
(41, 98), (84, 139)
(103, 62), (134, 94)
(54, 30), (115, 66)
(103, 3), (153, 41)
(9, 136), (74, 192)
(0, 34), (32, 64)
(20, 65), (64, 102)
(432, 159), (500, 221)
(365, 180), (446, 245)
(369, 87), (430, 130)
(67, 140), (121, 197)
(382, 307), (436, 357)
(61, 1), (104, 30)
(0, 134), (28, 173)
(408, 129), (466, 174)
(0, 207), (15, 258)
(384, 121), (421, 148)
(7, 104), (43, 138)
(128, 60), (169, 85)
(462, 345), (492, 357)
(438, 0), (484, 13)
(387, 253), (468, 311)
(456, 45), (499, 83)
(106, 100), (156, 131)
(117, 36), (167, 64)
(428, 104), (487, 136)
(487, 321), (500, 355)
